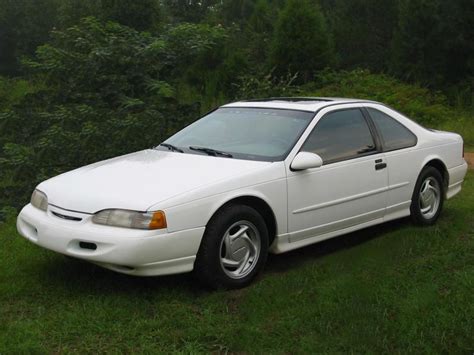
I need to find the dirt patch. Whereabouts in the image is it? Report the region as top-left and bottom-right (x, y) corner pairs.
(465, 152), (474, 169)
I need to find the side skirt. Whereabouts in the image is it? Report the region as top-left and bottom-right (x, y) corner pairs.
(270, 206), (411, 254)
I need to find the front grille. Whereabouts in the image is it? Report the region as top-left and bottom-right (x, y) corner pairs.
(52, 211), (82, 222)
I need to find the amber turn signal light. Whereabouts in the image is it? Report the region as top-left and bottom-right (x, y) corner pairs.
(149, 211), (167, 230)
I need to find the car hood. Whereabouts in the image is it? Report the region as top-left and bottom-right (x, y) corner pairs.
(38, 149), (272, 213)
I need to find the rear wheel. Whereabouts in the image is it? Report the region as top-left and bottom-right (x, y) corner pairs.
(410, 166), (444, 225)
(194, 204), (269, 289)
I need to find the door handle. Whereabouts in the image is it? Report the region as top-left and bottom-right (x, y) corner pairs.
(375, 162), (387, 170)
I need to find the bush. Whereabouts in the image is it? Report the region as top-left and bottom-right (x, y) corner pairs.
(0, 18), (226, 209)
(235, 70), (298, 100)
(307, 69), (452, 125)
(304, 69), (474, 146)
(0, 77), (40, 109)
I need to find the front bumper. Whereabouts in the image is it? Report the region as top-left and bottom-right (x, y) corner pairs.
(17, 204), (205, 276)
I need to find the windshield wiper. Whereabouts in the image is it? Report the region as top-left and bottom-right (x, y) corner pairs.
(189, 146), (233, 158)
(158, 143), (184, 153)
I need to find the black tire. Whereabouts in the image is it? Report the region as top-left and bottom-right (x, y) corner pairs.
(194, 204), (269, 289)
(410, 166), (444, 225)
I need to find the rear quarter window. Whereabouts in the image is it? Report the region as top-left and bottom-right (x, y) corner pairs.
(367, 108), (417, 151)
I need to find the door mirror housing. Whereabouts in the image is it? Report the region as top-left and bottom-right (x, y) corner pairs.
(290, 152), (323, 171)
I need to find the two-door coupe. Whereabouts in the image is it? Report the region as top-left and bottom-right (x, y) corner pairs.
(17, 98), (468, 288)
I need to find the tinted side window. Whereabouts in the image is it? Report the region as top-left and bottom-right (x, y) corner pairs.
(367, 108), (417, 151)
(301, 109), (376, 163)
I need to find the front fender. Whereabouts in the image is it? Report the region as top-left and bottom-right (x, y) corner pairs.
(162, 178), (287, 236)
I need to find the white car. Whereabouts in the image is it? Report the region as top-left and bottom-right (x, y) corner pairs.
(17, 98), (468, 288)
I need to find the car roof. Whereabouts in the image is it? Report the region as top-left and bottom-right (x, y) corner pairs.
(221, 97), (378, 112)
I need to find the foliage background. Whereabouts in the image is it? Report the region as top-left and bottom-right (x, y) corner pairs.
(0, 0), (473, 213)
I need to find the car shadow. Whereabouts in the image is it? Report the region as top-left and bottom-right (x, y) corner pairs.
(37, 217), (409, 295)
(265, 217), (409, 274)
(38, 255), (200, 295)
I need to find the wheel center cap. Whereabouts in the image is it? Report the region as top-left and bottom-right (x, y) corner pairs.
(231, 237), (248, 260)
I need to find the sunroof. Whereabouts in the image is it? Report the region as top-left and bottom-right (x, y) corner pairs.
(244, 97), (334, 104)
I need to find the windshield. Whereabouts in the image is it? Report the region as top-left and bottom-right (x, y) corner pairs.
(162, 107), (314, 161)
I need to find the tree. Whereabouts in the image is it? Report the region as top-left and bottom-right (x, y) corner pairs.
(0, 0), (162, 76)
(100, 0), (160, 31)
(390, 0), (474, 89)
(218, 0), (255, 26)
(162, 0), (219, 23)
(57, 0), (160, 31)
(0, 0), (58, 75)
(324, 0), (398, 71)
(270, 0), (334, 82)
(56, 0), (100, 28)
(244, 0), (275, 66)
(390, 0), (445, 86)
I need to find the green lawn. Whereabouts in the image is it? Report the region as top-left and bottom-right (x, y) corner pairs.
(1, 173), (473, 353)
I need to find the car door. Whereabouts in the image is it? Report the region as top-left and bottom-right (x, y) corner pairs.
(364, 105), (420, 219)
(286, 106), (389, 243)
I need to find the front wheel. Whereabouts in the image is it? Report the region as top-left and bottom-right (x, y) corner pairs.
(194, 204), (269, 289)
(410, 166), (444, 225)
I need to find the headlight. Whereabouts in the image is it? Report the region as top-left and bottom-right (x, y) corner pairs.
(31, 190), (48, 211)
(92, 209), (167, 230)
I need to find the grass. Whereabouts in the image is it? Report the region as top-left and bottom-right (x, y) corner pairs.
(1, 173), (473, 353)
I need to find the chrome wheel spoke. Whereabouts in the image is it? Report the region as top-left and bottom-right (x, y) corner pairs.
(236, 251), (250, 274)
(221, 258), (240, 268)
(421, 181), (429, 194)
(420, 205), (431, 213)
(421, 191), (434, 207)
(241, 233), (257, 254)
(229, 225), (249, 241)
(223, 234), (232, 258)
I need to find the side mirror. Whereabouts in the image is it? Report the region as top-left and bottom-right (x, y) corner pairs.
(290, 152), (323, 171)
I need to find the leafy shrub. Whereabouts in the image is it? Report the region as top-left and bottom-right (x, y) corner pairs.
(0, 18), (226, 210)
(307, 69), (453, 125)
(304, 69), (474, 146)
(235, 70), (298, 100)
(0, 77), (40, 109)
